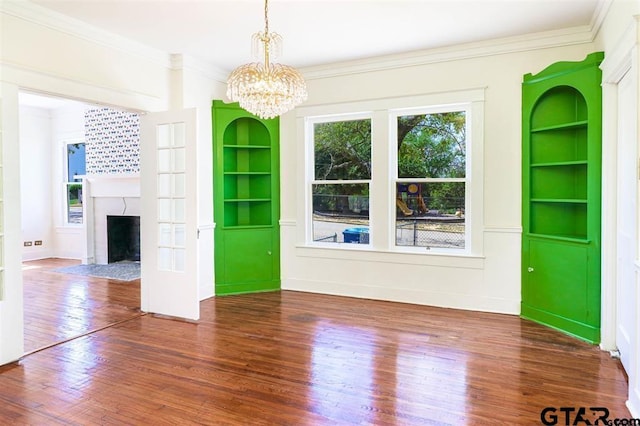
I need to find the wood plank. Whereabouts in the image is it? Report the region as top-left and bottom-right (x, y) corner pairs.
(23, 258), (141, 353)
(2, 289), (631, 424)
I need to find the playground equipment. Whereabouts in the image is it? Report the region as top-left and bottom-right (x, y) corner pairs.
(396, 183), (428, 216)
(396, 199), (413, 216)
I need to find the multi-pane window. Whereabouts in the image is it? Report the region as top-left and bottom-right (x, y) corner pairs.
(394, 110), (468, 250)
(310, 117), (371, 245)
(304, 94), (479, 254)
(65, 141), (86, 224)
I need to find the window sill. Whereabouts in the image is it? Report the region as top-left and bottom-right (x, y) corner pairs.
(295, 244), (484, 269)
(55, 226), (83, 233)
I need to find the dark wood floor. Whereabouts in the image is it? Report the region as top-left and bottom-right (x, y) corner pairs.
(5, 280), (631, 424)
(23, 258), (141, 353)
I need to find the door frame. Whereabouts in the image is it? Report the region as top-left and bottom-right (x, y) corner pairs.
(600, 21), (640, 415)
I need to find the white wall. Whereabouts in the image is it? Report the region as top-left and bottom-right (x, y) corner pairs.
(281, 44), (595, 315)
(175, 55), (227, 300)
(19, 105), (53, 261)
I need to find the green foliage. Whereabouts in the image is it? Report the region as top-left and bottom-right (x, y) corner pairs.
(314, 119), (371, 181)
(68, 184), (82, 206)
(397, 112), (466, 179)
(313, 112), (466, 213)
(428, 182), (465, 213)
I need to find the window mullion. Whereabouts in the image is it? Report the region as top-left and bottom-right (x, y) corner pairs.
(370, 109), (390, 250)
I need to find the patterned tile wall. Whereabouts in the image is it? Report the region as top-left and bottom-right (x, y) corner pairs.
(85, 108), (140, 174)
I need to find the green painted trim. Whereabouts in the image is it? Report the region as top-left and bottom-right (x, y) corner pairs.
(523, 52), (605, 85)
(215, 281), (280, 296)
(521, 304), (600, 344)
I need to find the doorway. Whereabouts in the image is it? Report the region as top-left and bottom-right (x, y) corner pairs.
(18, 91), (142, 352)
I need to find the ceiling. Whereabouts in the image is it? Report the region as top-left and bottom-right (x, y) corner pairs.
(27, 0), (602, 72)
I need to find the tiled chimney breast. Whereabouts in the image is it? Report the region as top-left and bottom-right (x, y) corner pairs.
(85, 108), (140, 175)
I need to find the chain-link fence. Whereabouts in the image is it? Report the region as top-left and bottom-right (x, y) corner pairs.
(396, 218), (465, 249)
(312, 193), (465, 248)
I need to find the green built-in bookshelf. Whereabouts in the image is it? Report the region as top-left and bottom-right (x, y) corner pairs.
(521, 52), (603, 343)
(213, 101), (280, 295)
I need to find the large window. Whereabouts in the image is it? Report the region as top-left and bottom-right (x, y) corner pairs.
(302, 90), (482, 255)
(65, 141), (86, 224)
(394, 109), (468, 250)
(309, 116), (371, 245)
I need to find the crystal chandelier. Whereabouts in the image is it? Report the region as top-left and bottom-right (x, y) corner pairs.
(226, 0), (307, 119)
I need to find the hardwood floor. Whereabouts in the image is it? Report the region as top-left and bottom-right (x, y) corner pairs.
(2, 289), (630, 425)
(23, 258), (141, 353)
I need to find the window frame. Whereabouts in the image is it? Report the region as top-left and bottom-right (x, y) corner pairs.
(63, 138), (86, 226)
(389, 103), (471, 254)
(299, 89), (484, 258)
(305, 112), (374, 247)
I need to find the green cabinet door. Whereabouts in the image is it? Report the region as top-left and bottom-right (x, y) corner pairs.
(522, 239), (599, 340)
(217, 228), (278, 294)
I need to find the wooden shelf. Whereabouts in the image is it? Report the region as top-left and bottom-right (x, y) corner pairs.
(527, 233), (590, 244)
(530, 198), (587, 204)
(224, 198), (271, 203)
(222, 224), (273, 230)
(223, 145), (270, 149)
(223, 171), (271, 175)
(531, 161), (588, 168)
(531, 120), (588, 133)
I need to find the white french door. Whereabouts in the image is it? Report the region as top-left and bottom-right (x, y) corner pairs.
(615, 69), (637, 374)
(140, 109), (199, 320)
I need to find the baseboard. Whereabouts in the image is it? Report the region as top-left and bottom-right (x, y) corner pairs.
(521, 304), (600, 344)
(282, 278), (519, 315)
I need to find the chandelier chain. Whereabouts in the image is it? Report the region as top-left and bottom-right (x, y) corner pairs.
(264, 0), (269, 35)
(226, 0), (307, 119)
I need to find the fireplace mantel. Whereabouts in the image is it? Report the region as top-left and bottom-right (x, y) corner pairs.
(83, 175), (141, 264)
(85, 174), (140, 198)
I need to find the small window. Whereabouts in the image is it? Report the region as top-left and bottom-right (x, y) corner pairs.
(310, 117), (371, 245)
(395, 110), (467, 250)
(65, 141), (86, 224)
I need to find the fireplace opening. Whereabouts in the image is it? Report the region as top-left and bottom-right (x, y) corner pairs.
(107, 215), (140, 263)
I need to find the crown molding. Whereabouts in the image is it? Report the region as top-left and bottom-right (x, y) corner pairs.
(171, 54), (229, 83)
(301, 24), (597, 80)
(300, 0), (613, 80)
(1, 0), (172, 68)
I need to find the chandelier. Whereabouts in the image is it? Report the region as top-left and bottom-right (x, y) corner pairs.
(226, 0), (307, 119)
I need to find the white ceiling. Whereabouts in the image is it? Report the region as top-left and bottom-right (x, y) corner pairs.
(28, 0), (602, 72)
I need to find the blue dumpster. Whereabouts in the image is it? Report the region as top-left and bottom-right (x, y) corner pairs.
(342, 227), (369, 244)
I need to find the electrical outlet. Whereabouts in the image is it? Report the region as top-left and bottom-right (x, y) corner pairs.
(24, 241), (32, 247)
(34, 240), (42, 246)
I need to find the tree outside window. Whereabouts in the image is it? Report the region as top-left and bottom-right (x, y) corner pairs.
(311, 118), (371, 244)
(395, 111), (467, 249)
